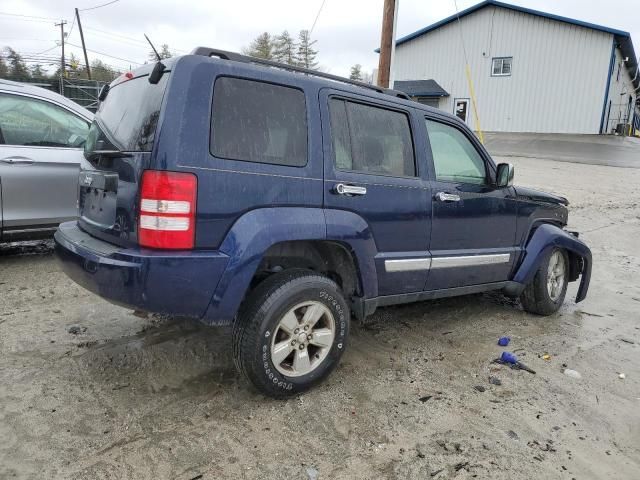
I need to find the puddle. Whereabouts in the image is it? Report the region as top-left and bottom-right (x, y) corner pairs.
(76, 319), (236, 391)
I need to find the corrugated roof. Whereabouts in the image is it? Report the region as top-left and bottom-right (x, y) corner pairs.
(383, 0), (639, 89)
(393, 79), (449, 97)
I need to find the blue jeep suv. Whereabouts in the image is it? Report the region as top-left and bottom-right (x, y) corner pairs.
(55, 48), (591, 397)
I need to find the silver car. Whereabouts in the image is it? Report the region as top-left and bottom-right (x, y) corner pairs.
(0, 79), (93, 241)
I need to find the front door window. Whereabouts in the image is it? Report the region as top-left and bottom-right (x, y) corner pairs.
(425, 119), (487, 185)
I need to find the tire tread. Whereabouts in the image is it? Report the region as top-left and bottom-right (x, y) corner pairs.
(232, 269), (347, 398)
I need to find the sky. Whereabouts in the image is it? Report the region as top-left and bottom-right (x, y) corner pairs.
(1, 0), (639, 77)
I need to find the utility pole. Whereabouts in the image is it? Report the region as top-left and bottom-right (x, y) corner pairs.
(75, 8), (91, 80)
(377, 0), (398, 88)
(54, 20), (67, 94)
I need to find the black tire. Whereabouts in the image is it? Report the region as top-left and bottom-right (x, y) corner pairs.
(233, 269), (350, 398)
(520, 247), (569, 316)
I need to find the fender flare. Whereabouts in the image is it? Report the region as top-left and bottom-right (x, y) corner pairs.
(512, 223), (592, 302)
(324, 208), (378, 299)
(202, 207), (379, 325)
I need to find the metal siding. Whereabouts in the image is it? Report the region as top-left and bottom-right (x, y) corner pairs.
(393, 6), (614, 133)
(604, 47), (637, 134)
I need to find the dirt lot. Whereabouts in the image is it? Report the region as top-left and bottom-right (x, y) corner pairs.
(1, 156), (639, 479)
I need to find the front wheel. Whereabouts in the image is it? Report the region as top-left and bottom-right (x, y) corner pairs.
(233, 269), (350, 398)
(520, 247), (569, 315)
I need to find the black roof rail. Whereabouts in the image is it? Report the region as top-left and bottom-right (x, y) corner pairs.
(190, 47), (411, 101)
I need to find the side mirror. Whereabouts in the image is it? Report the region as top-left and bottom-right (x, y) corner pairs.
(496, 163), (514, 187)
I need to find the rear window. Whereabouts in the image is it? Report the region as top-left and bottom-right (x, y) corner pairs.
(85, 73), (169, 153)
(210, 77), (307, 167)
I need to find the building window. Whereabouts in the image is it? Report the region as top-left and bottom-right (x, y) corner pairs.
(491, 57), (512, 76)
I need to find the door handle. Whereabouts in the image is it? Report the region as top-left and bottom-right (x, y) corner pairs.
(435, 191), (461, 202)
(1, 156), (34, 165)
(334, 183), (367, 196)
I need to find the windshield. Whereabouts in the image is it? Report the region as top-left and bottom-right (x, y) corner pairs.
(85, 72), (169, 154)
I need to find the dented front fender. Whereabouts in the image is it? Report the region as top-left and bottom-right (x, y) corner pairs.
(513, 224), (592, 303)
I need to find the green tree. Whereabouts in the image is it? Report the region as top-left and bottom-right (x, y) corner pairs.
(349, 64), (363, 81)
(67, 53), (82, 78)
(273, 30), (296, 65)
(4, 47), (30, 78)
(90, 59), (119, 82)
(149, 43), (173, 62)
(242, 32), (273, 60)
(295, 30), (318, 69)
(30, 63), (46, 78)
(0, 55), (10, 78)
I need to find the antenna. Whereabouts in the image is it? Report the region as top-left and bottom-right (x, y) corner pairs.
(144, 33), (161, 61)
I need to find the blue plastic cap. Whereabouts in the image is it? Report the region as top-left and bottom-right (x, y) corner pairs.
(501, 351), (518, 364)
(498, 336), (511, 346)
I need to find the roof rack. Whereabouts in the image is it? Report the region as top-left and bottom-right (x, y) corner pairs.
(190, 47), (411, 101)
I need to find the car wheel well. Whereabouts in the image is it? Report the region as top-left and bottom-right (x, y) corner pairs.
(248, 240), (361, 299)
(566, 250), (583, 282)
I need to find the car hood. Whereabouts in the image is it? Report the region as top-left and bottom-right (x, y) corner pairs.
(513, 186), (569, 206)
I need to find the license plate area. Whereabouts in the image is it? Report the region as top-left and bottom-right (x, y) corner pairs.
(79, 170), (119, 228)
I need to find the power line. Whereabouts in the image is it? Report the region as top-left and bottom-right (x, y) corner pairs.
(452, 0), (484, 143)
(0, 15), (60, 24)
(83, 25), (148, 45)
(81, 24), (188, 53)
(2, 50), (127, 73)
(1, 54), (60, 61)
(80, 28), (152, 49)
(34, 44), (60, 55)
(67, 15), (77, 40)
(309, 0), (327, 35)
(79, 0), (121, 12)
(0, 12), (60, 21)
(0, 37), (57, 42)
(65, 41), (141, 65)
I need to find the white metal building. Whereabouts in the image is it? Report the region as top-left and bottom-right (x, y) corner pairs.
(390, 0), (639, 135)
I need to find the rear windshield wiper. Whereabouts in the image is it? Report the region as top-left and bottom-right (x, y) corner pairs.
(85, 150), (132, 161)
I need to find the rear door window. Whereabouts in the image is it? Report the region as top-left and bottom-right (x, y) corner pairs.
(0, 93), (89, 148)
(210, 77), (307, 167)
(329, 98), (416, 177)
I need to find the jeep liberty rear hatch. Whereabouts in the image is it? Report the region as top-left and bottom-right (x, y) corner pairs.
(79, 68), (170, 247)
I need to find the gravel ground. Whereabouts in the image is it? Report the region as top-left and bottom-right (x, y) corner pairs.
(1, 156), (639, 480)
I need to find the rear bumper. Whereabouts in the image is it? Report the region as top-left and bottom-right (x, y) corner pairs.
(54, 222), (229, 318)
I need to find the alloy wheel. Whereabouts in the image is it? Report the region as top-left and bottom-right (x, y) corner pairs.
(270, 301), (335, 377)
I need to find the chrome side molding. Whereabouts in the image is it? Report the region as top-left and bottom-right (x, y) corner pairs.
(385, 258), (432, 272)
(431, 253), (511, 269)
(384, 253), (511, 272)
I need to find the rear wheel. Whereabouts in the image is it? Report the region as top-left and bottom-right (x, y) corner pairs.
(520, 247), (569, 315)
(233, 269), (349, 398)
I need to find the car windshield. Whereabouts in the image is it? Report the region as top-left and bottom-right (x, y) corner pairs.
(85, 72), (169, 154)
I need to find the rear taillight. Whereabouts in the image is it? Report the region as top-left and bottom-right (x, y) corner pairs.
(139, 170), (197, 249)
